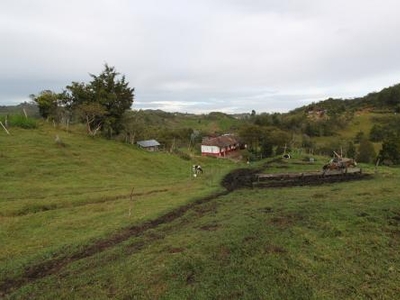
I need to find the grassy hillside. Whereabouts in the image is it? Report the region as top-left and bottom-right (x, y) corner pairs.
(1, 120), (400, 298)
(311, 111), (382, 151)
(0, 123), (238, 295)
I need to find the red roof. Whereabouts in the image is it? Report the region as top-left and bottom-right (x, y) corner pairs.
(202, 135), (239, 148)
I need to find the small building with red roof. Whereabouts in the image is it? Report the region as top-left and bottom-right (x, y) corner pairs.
(201, 134), (240, 157)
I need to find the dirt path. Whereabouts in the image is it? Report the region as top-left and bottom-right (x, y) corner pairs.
(11, 188), (169, 217)
(0, 164), (373, 296)
(0, 190), (230, 297)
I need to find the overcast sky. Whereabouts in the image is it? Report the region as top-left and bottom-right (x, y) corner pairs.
(1, 0), (400, 113)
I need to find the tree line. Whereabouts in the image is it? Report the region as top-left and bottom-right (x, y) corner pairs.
(28, 67), (400, 164)
(31, 64), (134, 138)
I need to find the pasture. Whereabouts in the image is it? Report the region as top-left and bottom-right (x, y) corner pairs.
(1, 124), (400, 299)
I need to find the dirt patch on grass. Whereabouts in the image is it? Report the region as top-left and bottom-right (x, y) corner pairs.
(258, 207), (274, 213)
(169, 247), (186, 254)
(0, 163), (374, 296)
(269, 213), (305, 228)
(199, 223), (220, 231)
(221, 168), (259, 191)
(242, 236), (257, 243)
(0, 190), (230, 297)
(217, 246), (231, 261)
(221, 162), (372, 191)
(192, 201), (218, 217)
(264, 244), (287, 254)
(10, 189), (169, 217)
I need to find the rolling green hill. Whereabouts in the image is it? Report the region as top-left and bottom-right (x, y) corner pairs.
(0, 123), (239, 296)
(1, 82), (400, 298)
(1, 121), (400, 299)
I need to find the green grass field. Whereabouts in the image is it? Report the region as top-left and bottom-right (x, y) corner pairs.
(1, 123), (399, 299)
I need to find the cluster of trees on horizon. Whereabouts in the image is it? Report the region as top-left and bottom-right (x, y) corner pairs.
(3, 65), (400, 165)
(31, 64), (134, 138)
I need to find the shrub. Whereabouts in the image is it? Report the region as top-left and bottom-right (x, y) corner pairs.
(357, 139), (376, 163)
(7, 114), (37, 129)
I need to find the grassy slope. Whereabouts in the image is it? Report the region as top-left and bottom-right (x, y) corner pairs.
(7, 164), (400, 299)
(1, 123), (400, 299)
(311, 111), (382, 153)
(175, 114), (242, 134)
(0, 123), (237, 289)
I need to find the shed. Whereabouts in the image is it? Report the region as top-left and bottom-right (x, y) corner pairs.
(137, 139), (160, 151)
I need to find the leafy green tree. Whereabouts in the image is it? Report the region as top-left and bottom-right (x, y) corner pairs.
(369, 124), (385, 142)
(357, 139), (376, 163)
(238, 124), (289, 159)
(354, 131), (365, 143)
(65, 64), (134, 137)
(260, 139), (273, 158)
(238, 124), (263, 153)
(301, 134), (314, 152)
(121, 110), (146, 144)
(346, 141), (357, 159)
(30, 90), (60, 120)
(378, 134), (400, 164)
(76, 103), (107, 136)
(268, 128), (290, 147)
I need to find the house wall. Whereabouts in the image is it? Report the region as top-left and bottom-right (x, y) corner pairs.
(140, 146), (158, 151)
(201, 145), (221, 156)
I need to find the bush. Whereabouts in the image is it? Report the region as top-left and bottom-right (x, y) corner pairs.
(8, 114), (37, 129)
(357, 139), (376, 163)
(378, 135), (400, 165)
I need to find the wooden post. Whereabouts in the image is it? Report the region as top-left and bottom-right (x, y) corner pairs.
(375, 158), (380, 174)
(0, 121), (10, 135)
(129, 187), (134, 217)
(130, 187), (135, 201)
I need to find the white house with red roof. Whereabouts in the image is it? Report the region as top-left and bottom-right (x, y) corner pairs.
(201, 134), (240, 157)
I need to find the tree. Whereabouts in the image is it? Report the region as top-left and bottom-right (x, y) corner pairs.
(238, 124), (289, 159)
(378, 134), (400, 164)
(357, 139), (376, 163)
(260, 139), (273, 157)
(30, 90), (60, 120)
(76, 103), (107, 136)
(369, 124), (385, 142)
(238, 124), (263, 153)
(354, 131), (365, 144)
(346, 141), (356, 159)
(65, 64), (134, 137)
(121, 110), (147, 144)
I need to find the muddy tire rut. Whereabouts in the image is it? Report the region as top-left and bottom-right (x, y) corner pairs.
(0, 164), (372, 296)
(0, 190), (230, 297)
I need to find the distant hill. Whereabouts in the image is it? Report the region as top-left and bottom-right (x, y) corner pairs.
(0, 102), (39, 117)
(2, 82), (400, 157)
(291, 83), (400, 115)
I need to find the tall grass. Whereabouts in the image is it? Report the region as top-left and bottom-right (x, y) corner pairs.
(3, 114), (37, 129)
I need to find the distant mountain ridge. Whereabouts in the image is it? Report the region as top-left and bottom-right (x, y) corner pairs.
(291, 83), (400, 115)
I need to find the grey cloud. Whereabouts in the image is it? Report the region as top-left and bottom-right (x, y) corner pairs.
(1, 0), (400, 112)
